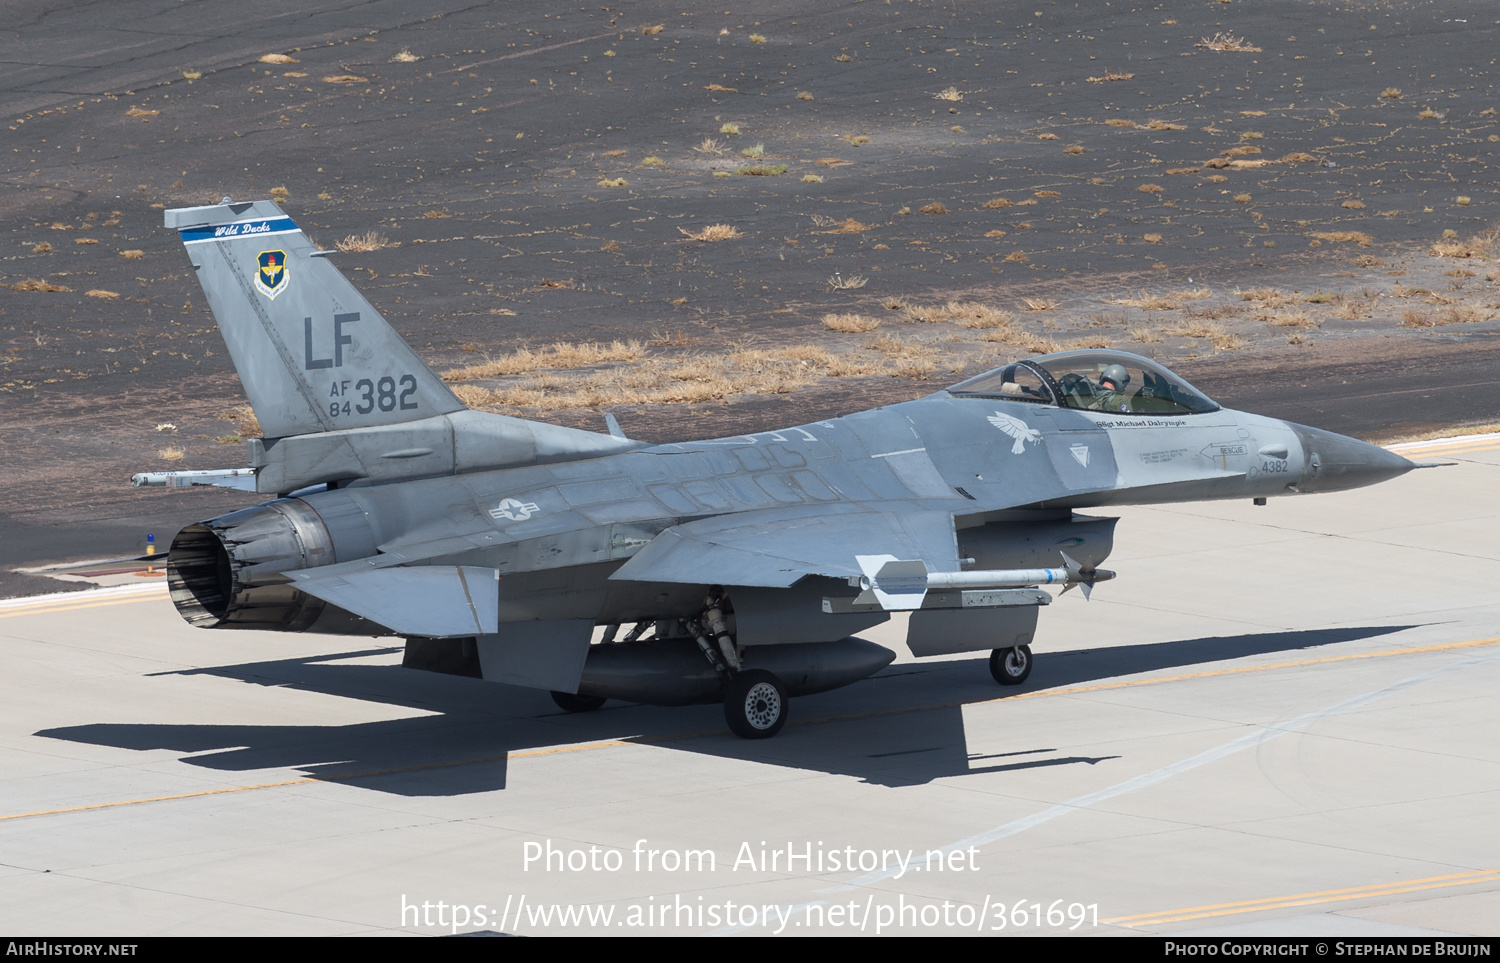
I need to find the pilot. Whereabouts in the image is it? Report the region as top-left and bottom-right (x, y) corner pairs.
(1090, 363), (1133, 413)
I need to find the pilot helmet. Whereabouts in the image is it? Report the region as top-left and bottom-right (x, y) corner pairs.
(1100, 363), (1130, 390)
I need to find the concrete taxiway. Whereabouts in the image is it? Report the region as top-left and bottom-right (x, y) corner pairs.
(1, 435), (1497, 936)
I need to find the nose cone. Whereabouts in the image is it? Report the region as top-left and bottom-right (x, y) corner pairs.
(1288, 422), (1416, 493)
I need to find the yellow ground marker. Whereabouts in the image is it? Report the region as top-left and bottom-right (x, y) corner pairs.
(1106, 868), (1500, 927)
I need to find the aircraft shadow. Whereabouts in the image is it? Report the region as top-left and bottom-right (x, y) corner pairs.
(37, 624), (1414, 795)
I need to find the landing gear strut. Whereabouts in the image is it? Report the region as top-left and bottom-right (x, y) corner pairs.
(724, 669), (788, 739)
(989, 644), (1033, 686)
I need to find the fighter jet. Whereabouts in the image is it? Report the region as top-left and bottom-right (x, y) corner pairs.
(142, 200), (1416, 739)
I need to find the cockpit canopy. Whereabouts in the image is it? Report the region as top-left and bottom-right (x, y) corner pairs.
(947, 350), (1219, 416)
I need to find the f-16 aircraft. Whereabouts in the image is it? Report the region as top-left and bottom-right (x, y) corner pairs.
(144, 200), (1416, 739)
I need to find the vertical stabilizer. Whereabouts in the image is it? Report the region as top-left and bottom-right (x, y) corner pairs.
(166, 200), (465, 438)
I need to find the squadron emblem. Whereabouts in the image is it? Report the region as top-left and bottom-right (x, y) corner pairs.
(254, 250), (288, 300)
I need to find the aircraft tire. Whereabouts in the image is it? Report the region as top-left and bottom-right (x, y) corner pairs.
(724, 670), (788, 739)
(989, 644), (1033, 686)
(551, 691), (607, 712)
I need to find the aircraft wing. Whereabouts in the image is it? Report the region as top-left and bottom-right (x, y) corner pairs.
(608, 502), (960, 587)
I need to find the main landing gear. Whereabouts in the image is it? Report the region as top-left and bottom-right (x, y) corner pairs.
(989, 644), (1033, 686)
(724, 669), (788, 739)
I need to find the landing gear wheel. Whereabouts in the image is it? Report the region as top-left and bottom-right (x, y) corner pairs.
(989, 644), (1033, 686)
(724, 669), (788, 739)
(551, 691), (606, 712)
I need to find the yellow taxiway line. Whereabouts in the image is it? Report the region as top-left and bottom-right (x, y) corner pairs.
(1105, 868), (1500, 927)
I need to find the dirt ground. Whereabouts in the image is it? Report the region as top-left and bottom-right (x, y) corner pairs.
(3, 0), (1499, 595)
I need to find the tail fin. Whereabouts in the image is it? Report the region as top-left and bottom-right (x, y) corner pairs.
(166, 200), (465, 439)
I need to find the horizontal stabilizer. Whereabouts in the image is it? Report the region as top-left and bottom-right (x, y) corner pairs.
(289, 565), (499, 637)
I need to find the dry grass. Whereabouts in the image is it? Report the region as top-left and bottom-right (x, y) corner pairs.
(158, 446), (185, 462)
(1233, 194), (1253, 204)
(1138, 184), (1164, 195)
(322, 75), (368, 84)
(453, 346), (893, 411)
(10, 279), (71, 292)
(1311, 231), (1374, 247)
(821, 218), (871, 234)
(982, 197), (1013, 209)
(31, 242), (52, 253)
(1129, 327), (1164, 343)
(738, 143), (763, 158)
(335, 232), (390, 252)
(642, 155), (665, 165)
(442, 341), (647, 382)
(796, 91), (814, 101)
(1165, 168), (1200, 176)
(1237, 287), (1296, 307)
(642, 24), (665, 35)
(125, 107), (158, 118)
(1145, 119), (1187, 130)
(391, 48), (420, 63)
(220, 405), (262, 437)
(827, 274), (868, 290)
(1429, 235), (1494, 258)
(679, 224), (741, 242)
(1087, 68), (1134, 83)
(269, 185), (290, 202)
(1197, 32), (1261, 52)
(259, 53), (299, 64)
(73, 237), (98, 245)
(1110, 288), (1210, 311)
(1003, 251), (1030, 263)
(901, 302), (1013, 329)
(1143, 233), (1163, 244)
(919, 202), (949, 215)
(182, 70), (201, 80)
(1018, 297), (1056, 312)
(748, 33), (767, 43)
(720, 122), (741, 135)
(1279, 152), (1318, 164)
(822, 313), (880, 333)
(1105, 118), (1137, 128)
(1037, 133), (1058, 141)
(1261, 310), (1320, 329)
(1417, 108), (1443, 120)
(85, 289), (119, 299)
(1166, 320), (1246, 350)
(1342, 200), (1366, 210)
(1035, 190), (1061, 198)
(801, 174), (824, 184)
(1380, 88), (1402, 100)
(734, 164), (787, 176)
(596, 177), (629, 188)
(934, 86), (963, 102)
(693, 138), (725, 155)
(1063, 145), (1085, 155)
